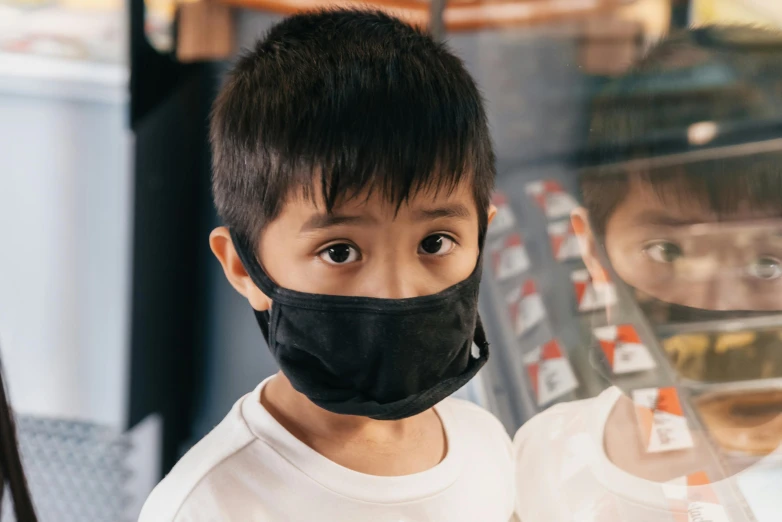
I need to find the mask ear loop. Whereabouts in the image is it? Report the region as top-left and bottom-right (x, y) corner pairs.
(229, 229), (279, 298)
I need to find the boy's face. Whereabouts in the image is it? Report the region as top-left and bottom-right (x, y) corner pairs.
(212, 180), (493, 309)
(578, 175), (782, 312)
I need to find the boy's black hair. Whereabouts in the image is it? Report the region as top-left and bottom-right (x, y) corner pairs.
(581, 25), (782, 236)
(210, 9), (495, 245)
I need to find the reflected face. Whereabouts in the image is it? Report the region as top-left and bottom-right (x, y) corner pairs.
(602, 176), (782, 311)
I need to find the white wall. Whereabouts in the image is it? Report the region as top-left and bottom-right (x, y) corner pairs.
(0, 53), (132, 429)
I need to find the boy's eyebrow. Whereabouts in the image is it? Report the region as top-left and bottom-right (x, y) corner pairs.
(300, 203), (472, 232)
(412, 204), (472, 222)
(300, 213), (377, 232)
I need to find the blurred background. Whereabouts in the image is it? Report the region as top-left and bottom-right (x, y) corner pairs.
(2, 0), (782, 520)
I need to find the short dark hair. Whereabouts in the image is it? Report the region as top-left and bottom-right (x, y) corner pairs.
(582, 164), (782, 237)
(580, 25), (782, 236)
(210, 9), (495, 244)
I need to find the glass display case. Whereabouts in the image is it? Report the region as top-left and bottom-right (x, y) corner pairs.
(469, 16), (782, 521)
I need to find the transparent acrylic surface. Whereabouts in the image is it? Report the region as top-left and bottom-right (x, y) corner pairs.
(470, 10), (782, 522)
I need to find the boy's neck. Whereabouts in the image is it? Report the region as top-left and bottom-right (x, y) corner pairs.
(260, 372), (447, 475)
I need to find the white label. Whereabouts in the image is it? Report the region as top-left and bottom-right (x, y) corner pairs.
(547, 220), (582, 261)
(687, 502), (731, 522)
(577, 280), (617, 312)
(558, 234), (582, 261)
(613, 343), (657, 374)
(594, 324), (656, 374)
(544, 191), (579, 219)
(512, 293), (546, 336)
(522, 342), (579, 406)
(536, 357), (579, 406)
(489, 205), (516, 235)
(525, 181), (545, 197)
(647, 411), (694, 453)
(662, 476), (690, 502)
(633, 388), (694, 453)
(495, 244), (530, 280)
(633, 387), (661, 410)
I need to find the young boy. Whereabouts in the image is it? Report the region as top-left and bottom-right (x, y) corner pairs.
(140, 9), (515, 522)
(515, 26), (782, 522)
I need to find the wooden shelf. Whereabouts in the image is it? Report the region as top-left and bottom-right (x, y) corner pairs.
(176, 0), (638, 62)
(217, 0), (623, 32)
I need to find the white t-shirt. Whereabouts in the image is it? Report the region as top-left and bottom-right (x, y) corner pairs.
(139, 378), (516, 522)
(513, 386), (782, 522)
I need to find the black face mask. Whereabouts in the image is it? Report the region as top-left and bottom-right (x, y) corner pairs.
(634, 287), (778, 324)
(230, 230), (490, 421)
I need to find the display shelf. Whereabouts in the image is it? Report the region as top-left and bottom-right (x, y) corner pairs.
(174, 0), (638, 61)
(217, 0), (623, 32)
(482, 158), (779, 520)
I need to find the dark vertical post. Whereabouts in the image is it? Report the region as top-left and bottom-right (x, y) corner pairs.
(429, 0), (447, 42)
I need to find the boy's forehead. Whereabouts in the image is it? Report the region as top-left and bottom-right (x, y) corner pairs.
(291, 177), (479, 217)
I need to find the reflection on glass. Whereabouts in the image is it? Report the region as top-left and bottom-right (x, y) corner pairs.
(561, 24), (782, 518)
(664, 329), (782, 383)
(582, 168), (782, 317)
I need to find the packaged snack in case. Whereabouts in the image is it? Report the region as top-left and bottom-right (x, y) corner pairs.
(506, 280), (546, 337)
(694, 389), (782, 456)
(632, 387), (694, 453)
(663, 472), (730, 522)
(522, 339), (579, 406)
(663, 329), (782, 383)
(547, 219), (582, 261)
(525, 180), (579, 219)
(490, 233), (530, 281)
(571, 268), (617, 312)
(488, 191), (516, 236)
(593, 324), (657, 374)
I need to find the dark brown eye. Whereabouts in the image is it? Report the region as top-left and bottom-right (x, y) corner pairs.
(419, 235), (455, 256)
(319, 244), (359, 265)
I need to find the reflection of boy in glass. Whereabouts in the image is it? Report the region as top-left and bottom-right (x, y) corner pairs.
(573, 25), (782, 316)
(575, 166), (782, 314)
(515, 26), (782, 522)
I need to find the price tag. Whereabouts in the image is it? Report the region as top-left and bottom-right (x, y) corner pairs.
(547, 219), (582, 261)
(593, 325), (657, 374)
(663, 472), (731, 522)
(506, 280), (546, 337)
(526, 180), (579, 219)
(490, 234), (530, 280)
(633, 387), (694, 453)
(523, 339), (579, 406)
(686, 502), (732, 522)
(572, 268), (617, 312)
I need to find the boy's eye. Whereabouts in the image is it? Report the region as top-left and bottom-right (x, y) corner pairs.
(419, 234), (456, 256)
(747, 256), (782, 280)
(319, 244), (360, 265)
(643, 241), (683, 263)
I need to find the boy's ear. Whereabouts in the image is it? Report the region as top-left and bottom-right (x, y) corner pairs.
(209, 227), (272, 311)
(571, 207), (606, 281)
(486, 204), (498, 227)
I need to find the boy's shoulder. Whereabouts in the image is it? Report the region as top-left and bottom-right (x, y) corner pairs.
(138, 395), (256, 522)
